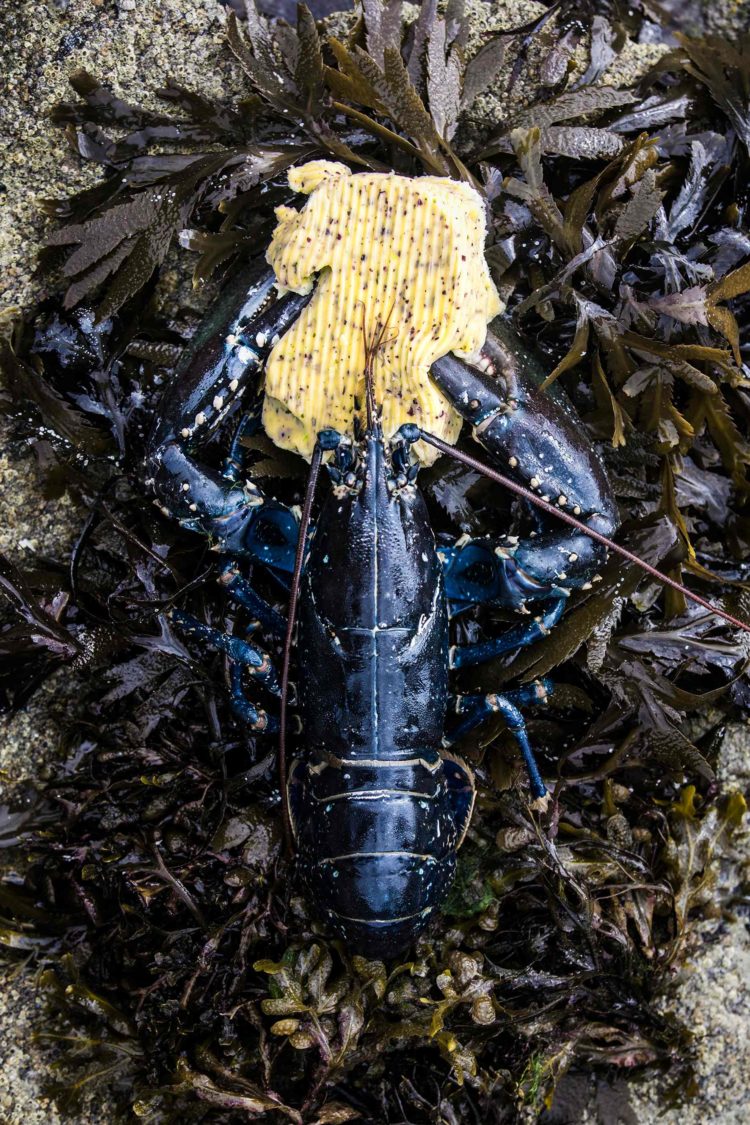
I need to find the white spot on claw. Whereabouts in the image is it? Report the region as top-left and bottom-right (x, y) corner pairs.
(195, 412), (206, 426)
(213, 395), (224, 411)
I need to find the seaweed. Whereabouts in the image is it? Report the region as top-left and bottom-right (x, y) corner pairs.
(1, 1), (750, 1121)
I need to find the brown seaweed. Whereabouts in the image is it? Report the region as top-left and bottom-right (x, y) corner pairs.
(1, 1), (750, 1121)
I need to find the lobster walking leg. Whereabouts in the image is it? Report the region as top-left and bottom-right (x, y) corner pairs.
(218, 563), (287, 637)
(229, 663), (279, 733)
(168, 608), (280, 692)
(168, 606), (280, 732)
(450, 596), (566, 669)
(446, 681), (552, 799)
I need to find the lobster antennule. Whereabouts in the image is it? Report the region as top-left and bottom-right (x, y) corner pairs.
(416, 428), (750, 636)
(360, 299), (398, 433)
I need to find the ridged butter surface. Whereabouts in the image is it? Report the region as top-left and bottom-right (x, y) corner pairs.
(262, 161), (501, 462)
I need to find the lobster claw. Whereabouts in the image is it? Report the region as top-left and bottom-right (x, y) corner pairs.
(242, 503), (300, 581)
(441, 540), (551, 615)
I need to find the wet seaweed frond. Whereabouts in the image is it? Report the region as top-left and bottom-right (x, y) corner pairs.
(1, 1), (750, 1121)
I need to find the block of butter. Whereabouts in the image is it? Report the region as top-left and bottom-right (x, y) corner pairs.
(262, 161), (501, 463)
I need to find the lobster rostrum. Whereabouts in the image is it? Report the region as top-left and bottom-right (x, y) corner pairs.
(144, 243), (633, 955)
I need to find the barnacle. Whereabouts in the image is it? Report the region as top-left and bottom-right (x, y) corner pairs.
(262, 161), (501, 463)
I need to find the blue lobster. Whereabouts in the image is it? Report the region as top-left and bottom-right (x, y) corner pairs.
(145, 261), (620, 956)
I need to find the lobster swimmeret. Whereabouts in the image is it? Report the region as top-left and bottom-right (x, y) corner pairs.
(145, 247), (620, 955)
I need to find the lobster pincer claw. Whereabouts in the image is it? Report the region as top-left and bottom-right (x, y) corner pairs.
(491, 547), (558, 610)
(440, 537), (557, 615)
(144, 262), (310, 550)
(429, 325), (620, 602)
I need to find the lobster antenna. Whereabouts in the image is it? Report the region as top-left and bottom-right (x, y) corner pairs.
(278, 439), (325, 853)
(419, 428), (750, 636)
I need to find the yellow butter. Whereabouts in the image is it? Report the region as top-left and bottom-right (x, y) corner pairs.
(262, 161), (501, 463)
